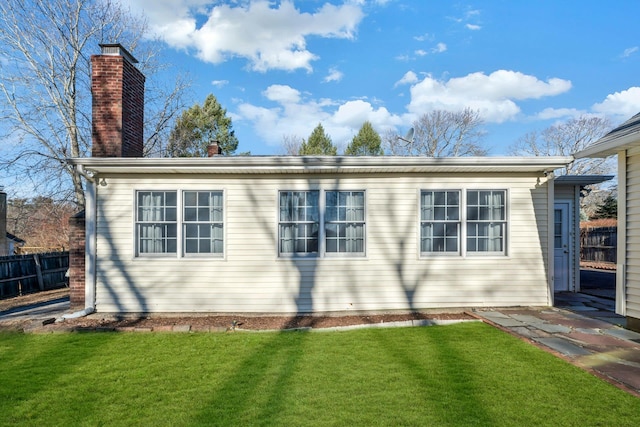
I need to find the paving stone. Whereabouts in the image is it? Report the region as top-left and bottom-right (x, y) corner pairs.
(511, 314), (545, 324)
(603, 328), (640, 342)
(568, 305), (599, 312)
(477, 311), (511, 319)
(483, 317), (524, 327)
(566, 331), (632, 347)
(574, 327), (602, 335)
(596, 363), (640, 390)
(534, 323), (572, 334)
(173, 325), (191, 332)
(533, 337), (592, 356)
(511, 326), (548, 339)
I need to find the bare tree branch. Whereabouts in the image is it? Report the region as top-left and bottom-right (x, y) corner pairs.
(0, 0), (188, 206)
(385, 108), (487, 157)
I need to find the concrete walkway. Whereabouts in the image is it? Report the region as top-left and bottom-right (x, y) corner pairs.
(475, 292), (640, 397)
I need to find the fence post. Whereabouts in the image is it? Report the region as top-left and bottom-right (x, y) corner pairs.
(33, 253), (44, 291)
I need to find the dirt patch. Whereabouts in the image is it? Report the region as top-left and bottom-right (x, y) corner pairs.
(0, 288), (475, 332)
(57, 311), (474, 332)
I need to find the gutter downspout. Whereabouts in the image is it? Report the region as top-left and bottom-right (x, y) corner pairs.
(547, 172), (555, 306)
(58, 165), (97, 321)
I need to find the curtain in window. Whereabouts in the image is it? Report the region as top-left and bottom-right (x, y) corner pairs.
(488, 191), (504, 251)
(344, 191), (364, 252)
(139, 192), (165, 253)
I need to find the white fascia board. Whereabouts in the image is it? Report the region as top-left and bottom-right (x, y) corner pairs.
(67, 156), (573, 175)
(575, 132), (640, 158)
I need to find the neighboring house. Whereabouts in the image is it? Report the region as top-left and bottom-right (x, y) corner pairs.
(553, 175), (613, 293)
(6, 233), (26, 255)
(67, 44), (576, 314)
(575, 112), (640, 331)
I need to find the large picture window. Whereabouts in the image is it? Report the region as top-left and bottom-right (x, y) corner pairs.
(136, 190), (224, 257)
(278, 190), (365, 256)
(420, 189), (506, 256)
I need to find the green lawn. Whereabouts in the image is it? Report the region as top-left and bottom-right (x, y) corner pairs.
(1, 323), (638, 426)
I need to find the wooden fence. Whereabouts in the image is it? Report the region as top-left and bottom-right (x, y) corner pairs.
(0, 252), (69, 299)
(580, 226), (617, 264)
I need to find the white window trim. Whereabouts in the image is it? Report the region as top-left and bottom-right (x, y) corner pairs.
(419, 188), (508, 258)
(277, 189), (367, 258)
(133, 189), (226, 259)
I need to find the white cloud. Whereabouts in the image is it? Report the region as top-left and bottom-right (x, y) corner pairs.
(124, 0), (364, 72)
(235, 85), (402, 147)
(432, 43), (447, 53)
(323, 67), (344, 83)
(535, 107), (585, 120)
(466, 24), (481, 30)
(394, 71), (419, 87)
(211, 79), (228, 87)
(622, 46), (638, 58)
(263, 85), (302, 104)
(406, 70), (572, 123)
(592, 87), (640, 118)
(414, 33), (434, 42)
(414, 49), (428, 57)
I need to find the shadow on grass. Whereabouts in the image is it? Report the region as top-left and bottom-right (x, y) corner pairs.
(193, 330), (310, 425)
(0, 332), (116, 424)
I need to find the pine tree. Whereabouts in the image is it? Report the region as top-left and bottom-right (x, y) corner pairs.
(345, 121), (384, 155)
(592, 195), (617, 219)
(300, 123), (337, 155)
(166, 94), (239, 156)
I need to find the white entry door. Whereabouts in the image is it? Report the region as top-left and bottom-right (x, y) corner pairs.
(554, 202), (570, 292)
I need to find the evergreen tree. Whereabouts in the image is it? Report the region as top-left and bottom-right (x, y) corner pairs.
(166, 94), (239, 156)
(300, 123), (337, 155)
(345, 121), (384, 155)
(592, 195), (617, 219)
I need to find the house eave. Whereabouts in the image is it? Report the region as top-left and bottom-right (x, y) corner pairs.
(574, 132), (640, 158)
(67, 156), (573, 175)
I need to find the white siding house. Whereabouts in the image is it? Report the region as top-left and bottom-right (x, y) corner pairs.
(69, 156), (571, 314)
(69, 43), (575, 315)
(576, 112), (640, 331)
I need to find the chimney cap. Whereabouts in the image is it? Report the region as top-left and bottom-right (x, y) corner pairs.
(99, 43), (139, 64)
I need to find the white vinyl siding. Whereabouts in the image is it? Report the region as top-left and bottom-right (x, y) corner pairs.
(626, 147), (640, 318)
(93, 173), (552, 313)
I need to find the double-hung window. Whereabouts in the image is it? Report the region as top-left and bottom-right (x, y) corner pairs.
(183, 191), (224, 255)
(325, 191), (365, 254)
(420, 189), (506, 256)
(466, 190), (506, 253)
(279, 191), (319, 255)
(420, 190), (460, 253)
(278, 190), (365, 256)
(136, 190), (224, 257)
(137, 191), (177, 255)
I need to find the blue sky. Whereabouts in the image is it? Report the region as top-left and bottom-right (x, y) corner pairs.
(123, 0), (640, 155)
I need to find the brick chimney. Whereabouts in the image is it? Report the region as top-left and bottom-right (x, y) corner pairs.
(207, 143), (222, 157)
(91, 43), (145, 157)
